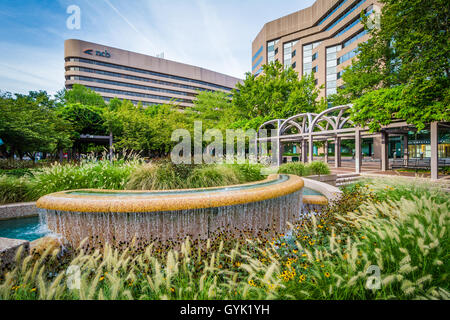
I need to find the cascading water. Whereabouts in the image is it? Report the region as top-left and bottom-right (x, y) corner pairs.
(36, 174), (305, 249)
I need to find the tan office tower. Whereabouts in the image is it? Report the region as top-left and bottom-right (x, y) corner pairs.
(65, 39), (241, 108)
(252, 0), (381, 98)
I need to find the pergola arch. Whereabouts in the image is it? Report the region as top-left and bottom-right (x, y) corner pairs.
(255, 104), (443, 179)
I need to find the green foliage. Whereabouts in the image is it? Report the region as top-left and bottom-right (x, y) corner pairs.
(0, 91), (72, 159)
(278, 162), (308, 176)
(26, 159), (137, 200)
(63, 84), (106, 108)
(307, 161), (331, 176)
(1, 178), (448, 300)
(277, 161), (331, 176)
(126, 162), (265, 190)
(332, 0), (450, 130)
(187, 90), (233, 130)
(0, 175), (33, 205)
(58, 103), (107, 137)
(231, 61), (326, 129)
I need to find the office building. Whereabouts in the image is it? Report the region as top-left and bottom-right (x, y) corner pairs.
(252, 0), (381, 98)
(65, 39), (241, 108)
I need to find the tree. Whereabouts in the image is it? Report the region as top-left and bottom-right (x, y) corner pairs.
(0, 91), (72, 160)
(231, 61), (326, 129)
(186, 90), (234, 130)
(332, 0), (450, 131)
(58, 103), (107, 137)
(64, 84), (106, 108)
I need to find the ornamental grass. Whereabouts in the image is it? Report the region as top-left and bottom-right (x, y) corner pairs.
(0, 178), (448, 300)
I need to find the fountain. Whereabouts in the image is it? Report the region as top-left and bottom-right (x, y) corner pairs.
(36, 174), (304, 248)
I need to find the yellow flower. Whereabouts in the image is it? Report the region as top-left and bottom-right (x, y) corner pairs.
(170, 288), (175, 292)
(30, 288), (36, 292)
(99, 276), (105, 281)
(293, 250), (298, 254)
(325, 272), (331, 278)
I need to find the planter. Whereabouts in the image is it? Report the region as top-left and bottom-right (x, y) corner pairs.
(305, 174), (337, 187)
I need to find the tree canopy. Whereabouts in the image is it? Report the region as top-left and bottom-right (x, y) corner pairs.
(231, 61), (326, 129)
(0, 91), (72, 159)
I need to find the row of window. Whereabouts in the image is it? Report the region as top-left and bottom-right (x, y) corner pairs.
(252, 45), (263, 63)
(252, 56), (263, 72)
(325, 0), (366, 32)
(303, 42), (321, 75)
(283, 40), (298, 70)
(267, 39), (279, 65)
(78, 85), (193, 104)
(66, 57), (234, 92)
(67, 66), (215, 94)
(343, 29), (367, 47)
(326, 44), (343, 97)
(334, 7), (373, 38)
(338, 48), (359, 64)
(317, 0), (348, 26)
(103, 96), (161, 107)
(68, 75), (197, 98)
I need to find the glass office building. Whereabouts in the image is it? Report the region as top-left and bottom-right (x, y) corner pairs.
(252, 0), (380, 98)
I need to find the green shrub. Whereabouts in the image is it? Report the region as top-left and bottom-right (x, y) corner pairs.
(308, 161), (331, 175)
(186, 165), (241, 188)
(126, 162), (191, 190)
(229, 163), (265, 183)
(278, 161), (330, 177)
(127, 163), (265, 190)
(0, 175), (33, 204)
(27, 160), (137, 199)
(277, 162), (310, 176)
(0, 168), (33, 177)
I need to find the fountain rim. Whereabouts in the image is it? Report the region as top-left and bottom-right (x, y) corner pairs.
(36, 174), (304, 213)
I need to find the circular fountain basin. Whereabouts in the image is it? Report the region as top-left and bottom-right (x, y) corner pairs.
(36, 174), (304, 248)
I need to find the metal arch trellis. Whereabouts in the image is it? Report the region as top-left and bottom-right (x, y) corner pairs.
(254, 104), (444, 180)
(279, 104), (354, 137)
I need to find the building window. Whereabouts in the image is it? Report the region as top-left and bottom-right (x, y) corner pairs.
(343, 29), (367, 47)
(284, 40), (298, 70)
(326, 44), (341, 97)
(325, 0), (366, 32)
(316, 0), (348, 26)
(252, 45), (263, 64)
(267, 39), (279, 64)
(303, 42), (321, 75)
(292, 62), (297, 69)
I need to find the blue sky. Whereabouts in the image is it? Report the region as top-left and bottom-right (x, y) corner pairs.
(0, 0), (315, 95)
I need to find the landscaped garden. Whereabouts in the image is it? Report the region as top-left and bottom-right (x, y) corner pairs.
(0, 157), (335, 205)
(0, 175), (448, 300)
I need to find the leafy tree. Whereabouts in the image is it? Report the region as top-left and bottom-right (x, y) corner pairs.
(64, 84), (106, 108)
(332, 0), (450, 131)
(0, 91), (72, 160)
(231, 61), (326, 129)
(58, 103), (107, 137)
(186, 90), (234, 130)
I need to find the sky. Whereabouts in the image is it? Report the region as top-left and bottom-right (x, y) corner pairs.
(0, 0), (315, 96)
